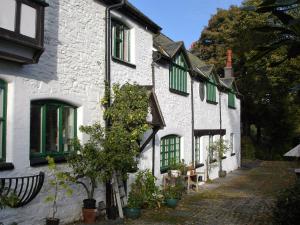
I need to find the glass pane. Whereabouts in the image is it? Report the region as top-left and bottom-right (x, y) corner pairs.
(62, 107), (75, 152)
(0, 89), (3, 118)
(30, 105), (42, 153)
(0, 122), (3, 160)
(20, 4), (36, 38)
(0, 0), (16, 31)
(45, 105), (59, 153)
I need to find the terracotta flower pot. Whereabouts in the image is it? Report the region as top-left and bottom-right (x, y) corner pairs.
(82, 208), (97, 224)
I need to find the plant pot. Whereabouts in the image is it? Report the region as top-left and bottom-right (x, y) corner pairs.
(219, 170), (227, 178)
(169, 170), (181, 177)
(124, 207), (141, 219)
(46, 218), (60, 225)
(165, 198), (178, 208)
(106, 206), (118, 220)
(83, 199), (96, 209)
(82, 208), (97, 224)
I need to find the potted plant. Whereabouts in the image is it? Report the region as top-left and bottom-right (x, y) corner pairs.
(67, 124), (106, 224)
(163, 185), (180, 208)
(45, 157), (73, 225)
(124, 185), (143, 219)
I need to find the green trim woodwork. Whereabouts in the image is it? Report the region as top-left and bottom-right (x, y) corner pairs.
(160, 135), (181, 172)
(169, 53), (188, 94)
(30, 100), (77, 161)
(228, 91), (236, 109)
(112, 20), (130, 62)
(0, 80), (7, 163)
(206, 81), (217, 103)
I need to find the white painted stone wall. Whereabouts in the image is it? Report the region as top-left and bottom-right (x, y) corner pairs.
(193, 80), (241, 180)
(153, 63), (193, 179)
(0, 0), (107, 224)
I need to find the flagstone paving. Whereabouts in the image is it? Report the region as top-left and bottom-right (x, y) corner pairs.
(68, 160), (298, 225)
(125, 160), (298, 225)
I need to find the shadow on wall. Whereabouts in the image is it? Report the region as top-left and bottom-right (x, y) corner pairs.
(0, 0), (60, 83)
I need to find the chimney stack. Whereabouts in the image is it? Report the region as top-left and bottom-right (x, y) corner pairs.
(224, 49), (233, 78)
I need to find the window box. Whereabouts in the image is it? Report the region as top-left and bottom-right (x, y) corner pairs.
(0, 0), (49, 64)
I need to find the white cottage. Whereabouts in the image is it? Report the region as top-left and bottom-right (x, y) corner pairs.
(0, 0), (241, 224)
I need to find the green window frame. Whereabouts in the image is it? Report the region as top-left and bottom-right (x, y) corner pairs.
(195, 136), (201, 165)
(0, 80), (7, 162)
(169, 53), (188, 94)
(206, 81), (217, 103)
(228, 91), (235, 108)
(112, 20), (130, 62)
(30, 100), (77, 159)
(160, 135), (181, 172)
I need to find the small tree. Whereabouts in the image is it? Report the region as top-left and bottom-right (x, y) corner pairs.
(67, 123), (106, 202)
(209, 138), (230, 177)
(45, 157), (73, 220)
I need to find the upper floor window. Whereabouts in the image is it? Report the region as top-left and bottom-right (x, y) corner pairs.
(206, 76), (217, 104)
(0, 80), (7, 162)
(228, 91), (236, 109)
(30, 100), (77, 160)
(112, 20), (130, 62)
(0, 0), (48, 64)
(169, 53), (188, 95)
(160, 135), (181, 172)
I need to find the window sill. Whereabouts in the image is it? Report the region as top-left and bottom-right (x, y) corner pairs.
(195, 163), (204, 168)
(160, 167), (169, 174)
(30, 155), (67, 167)
(169, 89), (189, 97)
(231, 153), (236, 156)
(206, 100), (218, 105)
(209, 159), (217, 164)
(221, 156), (227, 160)
(0, 162), (14, 171)
(228, 106), (236, 109)
(112, 56), (136, 69)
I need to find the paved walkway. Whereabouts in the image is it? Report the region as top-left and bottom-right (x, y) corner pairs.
(68, 161), (298, 225)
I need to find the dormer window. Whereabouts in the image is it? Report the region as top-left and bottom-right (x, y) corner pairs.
(112, 20), (130, 62)
(0, 0), (49, 64)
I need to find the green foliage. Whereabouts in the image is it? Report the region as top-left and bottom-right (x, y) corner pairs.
(45, 156), (73, 219)
(241, 136), (256, 159)
(67, 123), (105, 199)
(191, 0), (300, 159)
(168, 160), (187, 175)
(128, 170), (163, 209)
(67, 83), (150, 202)
(209, 138), (230, 160)
(0, 191), (18, 210)
(273, 180), (300, 225)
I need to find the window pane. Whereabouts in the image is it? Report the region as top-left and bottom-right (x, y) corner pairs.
(62, 107), (75, 152)
(0, 0), (16, 31)
(0, 122), (3, 160)
(0, 89), (3, 118)
(30, 105), (42, 153)
(45, 105), (59, 153)
(20, 4), (37, 38)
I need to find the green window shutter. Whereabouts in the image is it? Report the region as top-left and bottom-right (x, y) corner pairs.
(160, 135), (181, 172)
(0, 80), (7, 162)
(169, 53), (188, 94)
(228, 92), (235, 108)
(206, 82), (217, 103)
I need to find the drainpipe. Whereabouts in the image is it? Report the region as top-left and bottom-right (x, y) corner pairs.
(219, 89), (223, 173)
(105, 0), (126, 108)
(105, 0), (125, 219)
(191, 77), (195, 166)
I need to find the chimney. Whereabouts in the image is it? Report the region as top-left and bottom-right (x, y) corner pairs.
(224, 49), (233, 78)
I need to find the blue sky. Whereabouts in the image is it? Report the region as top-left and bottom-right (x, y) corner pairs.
(129, 0), (244, 48)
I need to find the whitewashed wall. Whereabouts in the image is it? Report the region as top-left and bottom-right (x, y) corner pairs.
(153, 63), (193, 179)
(0, 0), (107, 224)
(193, 80), (241, 180)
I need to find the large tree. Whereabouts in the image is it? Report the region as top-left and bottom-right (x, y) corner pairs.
(191, 0), (300, 159)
